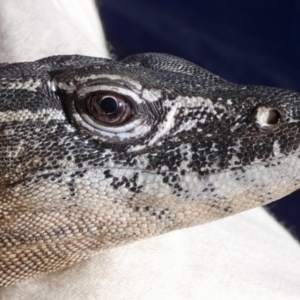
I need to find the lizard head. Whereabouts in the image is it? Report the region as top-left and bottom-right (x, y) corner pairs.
(1, 53), (300, 285)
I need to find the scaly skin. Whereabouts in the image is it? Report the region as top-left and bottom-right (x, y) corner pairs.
(1, 53), (300, 286)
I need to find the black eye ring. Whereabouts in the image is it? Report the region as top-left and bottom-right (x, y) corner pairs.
(86, 92), (132, 124)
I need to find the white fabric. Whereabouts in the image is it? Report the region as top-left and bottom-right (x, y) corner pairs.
(0, 0), (108, 62)
(0, 1), (300, 299)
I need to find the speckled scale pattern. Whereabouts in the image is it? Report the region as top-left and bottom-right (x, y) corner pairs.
(1, 53), (300, 286)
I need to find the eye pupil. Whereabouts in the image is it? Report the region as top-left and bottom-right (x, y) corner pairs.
(99, 97), (118, 114)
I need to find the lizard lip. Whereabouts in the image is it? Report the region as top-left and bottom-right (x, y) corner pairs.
(1, 148), (291, 190)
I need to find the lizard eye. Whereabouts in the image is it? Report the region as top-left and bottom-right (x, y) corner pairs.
(87, 92), (132, 124)
(59, 77), (154, 142)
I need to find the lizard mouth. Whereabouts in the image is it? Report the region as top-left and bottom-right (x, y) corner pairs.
(2, 146), (294, 191)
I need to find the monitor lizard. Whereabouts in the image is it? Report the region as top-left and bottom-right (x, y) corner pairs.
(1, 53), (299, 287)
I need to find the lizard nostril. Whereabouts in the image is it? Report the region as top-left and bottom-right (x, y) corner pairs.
(254, 107), (281, 127)
(266, 109), (281, 125)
